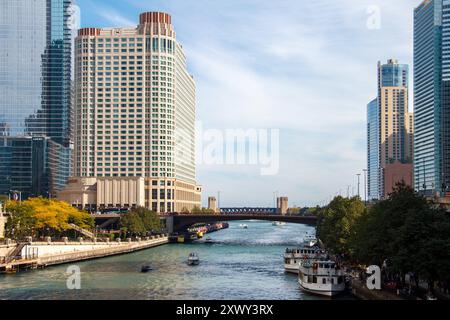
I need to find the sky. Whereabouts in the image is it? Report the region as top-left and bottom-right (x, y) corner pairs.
(76, 0), (418, 208)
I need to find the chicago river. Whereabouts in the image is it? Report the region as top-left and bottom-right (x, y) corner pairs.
(0, 221), (351, 300)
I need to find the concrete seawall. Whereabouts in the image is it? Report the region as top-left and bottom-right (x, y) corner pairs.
(1, 236), (169, 272)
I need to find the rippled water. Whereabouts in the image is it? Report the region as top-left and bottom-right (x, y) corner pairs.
(0, 221), (345, 300)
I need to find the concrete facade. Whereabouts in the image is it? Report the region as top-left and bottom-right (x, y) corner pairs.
(277, 197), (289, 215)
(58, 177), (145, 211)
(72, 12), (201, 213)
(208, 197), (218, 213)
(383, 162), (414, 197)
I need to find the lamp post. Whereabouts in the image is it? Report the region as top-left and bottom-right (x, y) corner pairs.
(356, 174), (361, 198)
(273, 191), (279, 209)
(217, 191), (221, 212)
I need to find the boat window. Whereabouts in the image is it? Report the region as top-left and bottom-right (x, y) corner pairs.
(308, 275), (313, 283)
(313, 276), (317, 284)
(338, 276), (343, 284)
(322, 278), (326, 284)
(331, 278), (334, 284)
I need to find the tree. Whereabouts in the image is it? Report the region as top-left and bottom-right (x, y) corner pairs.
(349, 183), (450, 288)
(4, 197), (94, 239)
(191, 206), (202, 214)
(134, 207), (162, 232)
(119, 207), (163, 237)
(119, 212), (145, 237)
(180, 207), (190, 214)
(316, 196), (366, 255)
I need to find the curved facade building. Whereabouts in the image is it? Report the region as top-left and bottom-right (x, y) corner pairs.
(73, 12), (201, 213)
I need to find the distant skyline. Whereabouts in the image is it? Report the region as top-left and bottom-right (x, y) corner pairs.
(76, 0), (417, 207)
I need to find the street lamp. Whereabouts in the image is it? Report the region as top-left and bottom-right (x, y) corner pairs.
(363, 169), (368, 204)
(356, 174), (361, 198)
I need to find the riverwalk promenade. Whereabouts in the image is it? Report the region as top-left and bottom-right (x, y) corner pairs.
(0, 235), (169, 273)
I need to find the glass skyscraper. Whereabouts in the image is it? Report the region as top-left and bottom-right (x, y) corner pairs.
(367, 98), (380, 201)
(414, 0), (443, 196)
(0, 0), (74, 198)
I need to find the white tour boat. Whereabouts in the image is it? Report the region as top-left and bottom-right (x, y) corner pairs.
(284, 247), (328, 273)
(298, 259), (346, 297)
(239, 224), (248, 229)
(188, 252), (200, 266)
(272, 221), (287, 226)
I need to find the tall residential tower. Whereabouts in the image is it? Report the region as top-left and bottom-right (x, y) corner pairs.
(367, 60), (414, 200)
(72, 12), (201, 213)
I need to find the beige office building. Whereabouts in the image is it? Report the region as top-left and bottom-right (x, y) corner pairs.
(72, 12), (201, 213)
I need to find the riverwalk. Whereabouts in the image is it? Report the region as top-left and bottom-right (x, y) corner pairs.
(0, 235), (169, 273)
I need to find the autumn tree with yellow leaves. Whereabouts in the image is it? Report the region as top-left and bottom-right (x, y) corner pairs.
(5, 197), (94, 239)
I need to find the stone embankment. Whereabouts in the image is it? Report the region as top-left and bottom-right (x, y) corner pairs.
(0, 235), (169, 273)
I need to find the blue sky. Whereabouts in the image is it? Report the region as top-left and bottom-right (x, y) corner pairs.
(76, 0), (416, 207)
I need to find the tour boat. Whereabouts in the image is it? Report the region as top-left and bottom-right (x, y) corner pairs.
(188, 252), (200, 266)
(284, 247), (328, 273)
(204, 237), (214, 244)
(239, 224), (248, 229)
(272, 221), (287, 226)
(298, 259), (346, 297)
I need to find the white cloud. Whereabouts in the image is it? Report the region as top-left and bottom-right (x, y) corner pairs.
(80, 0), (417, 206)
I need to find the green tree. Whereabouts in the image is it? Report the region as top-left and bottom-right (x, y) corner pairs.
(119, 212), (145, 237)
(316, 196), (366, 255)
(191, 206), (202, 214)
(350, 183), (450, 288)
(119, 207), (163, 237)
(134, 207), (163, 232)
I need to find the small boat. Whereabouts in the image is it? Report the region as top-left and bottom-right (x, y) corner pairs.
(205, 237), (214, 244)
(188, 252), (200, 266)
(298, 259), (346, 297)
(272, 221), (286, 226)
(239, 224), (248, 229)
(141, 264), (153, 273)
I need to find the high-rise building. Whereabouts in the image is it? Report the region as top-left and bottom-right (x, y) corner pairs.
(0, 0), (75, 198)
(367, 60), (414, 200)
(72, 12), (201, 213)
(414, 0), (443, 195)
(367, 98), (380, 201)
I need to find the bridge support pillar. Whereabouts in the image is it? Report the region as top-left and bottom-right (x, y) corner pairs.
(164, 216), (174, 234)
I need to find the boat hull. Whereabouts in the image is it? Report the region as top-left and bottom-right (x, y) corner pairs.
(298, 280), (345, 297)
(188, 259), (199, 266)
(284, 264), (299, 274)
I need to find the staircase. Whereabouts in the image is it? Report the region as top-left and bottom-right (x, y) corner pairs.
(4, 242), (27, 263)
(69, 224), (95, 239)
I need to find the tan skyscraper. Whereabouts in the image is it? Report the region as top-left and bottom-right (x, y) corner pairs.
(368, 59), (414, 200)
(72, 12), (201, 213)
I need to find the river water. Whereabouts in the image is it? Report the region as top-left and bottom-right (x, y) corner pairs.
(0, 221), (347, 300)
